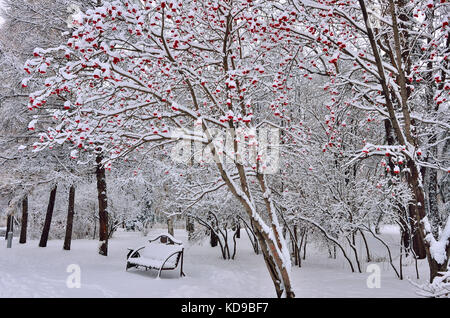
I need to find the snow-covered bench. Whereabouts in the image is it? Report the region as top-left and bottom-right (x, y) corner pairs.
(126, 234), (185, 278)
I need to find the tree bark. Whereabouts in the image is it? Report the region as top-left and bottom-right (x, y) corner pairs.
(210, 229), (218, 247)
(186, 216), (194, 240)
(427, 167), (442, 237)
(303, 233), (307, 260)
(253, 223), (295, 298)
(96, 155), (108, 256)
(167, 216), (174, 237)
(359, 229), (371, 262)
(39, 185), (57, 247)
(406, 162), (428, 261)
(293, 225), (300, 267)
(19, 195), (28, 244)
(407, 161), (449, 281)
(5, 214), (13, 240)
(63, 185), (76, 250)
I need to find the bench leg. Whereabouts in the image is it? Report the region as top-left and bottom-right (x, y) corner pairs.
(180, 262), (185, 277)
(180, 252), (185, 277)
(157, 266), (163, 279)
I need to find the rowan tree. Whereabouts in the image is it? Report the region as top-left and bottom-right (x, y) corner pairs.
(24, 0), (308, 297)
(282, 0), (449, 283)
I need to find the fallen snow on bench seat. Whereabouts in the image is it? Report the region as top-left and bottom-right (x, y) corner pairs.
(128, 257), (176, 269)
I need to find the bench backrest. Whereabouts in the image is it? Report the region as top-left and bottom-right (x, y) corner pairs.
(140, 243), (183, 262)
(150, 234), (183, 245)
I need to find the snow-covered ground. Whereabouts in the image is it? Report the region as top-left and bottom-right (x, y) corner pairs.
(0, 227), (427, 297)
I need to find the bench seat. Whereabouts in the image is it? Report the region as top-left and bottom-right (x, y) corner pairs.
(128, 244), (182, 269)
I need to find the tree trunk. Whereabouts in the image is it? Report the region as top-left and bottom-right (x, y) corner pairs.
(399, 206), (411, 255)
(409, 207), (427, 259)
(186, 216), (194, 240)
(407, 161), (449, 282)
(423, 7), (445, 239)
(359, 0), (442, 279)
(427, 168), (442, 237)
(96, 155), (108, 256)
(93, 218), (97, 240)
(406, 161), (428, 261)
(39, 185), (57, 247)
(5, 214), (13, 240)
(293, 225), (300, 266)
(303, 233), (307, 260)
(167, 216), (174, 237)
(19, 195), (28, 244)
(253, 223), (295, 298)
(347, 236), (362, 273)
(384, 119), (413, 253)
(207, 127), (294, 297)
(210, 229), (218, 247)
(359, 229), (371, 262)
(255, 174), (295, 298)
(63, 185), (75, 250)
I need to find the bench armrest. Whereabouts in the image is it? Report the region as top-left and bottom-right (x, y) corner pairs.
(127, 246), (146, 260)
(160, 248), (184, 271)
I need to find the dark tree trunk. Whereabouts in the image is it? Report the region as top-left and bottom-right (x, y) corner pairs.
(359, 229), (371, 262)
(397, 204), (411, 255)
(63, 185), (76, 250)
(19, 195), (28, 244)
(302, 233), (307, 260)
(96, 155), (108, 256)
(375, 210), (383, 234)
(39, 185), (57, 247)
(186, 216), (194, 240)
(5, 214), (13, 240)
(409, 211), (426, 259)
(236, 223), (240, 239)
(293, 225), (300, 267)
(210, 230), (218, 247)
(406, 161), (427, 260)
(167, 217), (174, 237)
